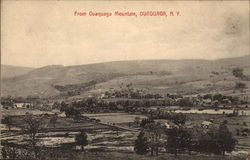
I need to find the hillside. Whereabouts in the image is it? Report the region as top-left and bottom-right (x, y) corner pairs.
(1, 65), (34, 79)
(1, 55), (250, 98)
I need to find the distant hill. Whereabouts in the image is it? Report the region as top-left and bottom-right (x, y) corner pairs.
(1, 65), (34, 79)
(1, 55), (250, 98)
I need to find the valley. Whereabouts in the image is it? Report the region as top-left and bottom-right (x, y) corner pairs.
(1, 55), (250, 160)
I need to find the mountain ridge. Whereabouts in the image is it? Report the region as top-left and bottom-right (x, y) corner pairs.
(1, 65), (34, 79)
(1, 55), (250, 98)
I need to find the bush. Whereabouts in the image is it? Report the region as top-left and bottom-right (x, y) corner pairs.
(232, 68), (244, 78)
(140, 119), (154, 128)
(235, 82), (247, 90)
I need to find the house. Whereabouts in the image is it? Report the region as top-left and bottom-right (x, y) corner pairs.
(185, 121), (195, 129)
(2, 104), (16, 109)
(242, 131), (248, 136)
(201, 121), (213, 129)
(203, 99), (212, 104)
(202, 99), (213, 107)
(99, 93), (106, 99)
(222, 98), (232, 104)
(154, 119), (175, 129)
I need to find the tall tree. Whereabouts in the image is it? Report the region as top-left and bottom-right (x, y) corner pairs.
(22, 115), (44, 146)
(134, 117), (141, 126)
(197, 124), (236, 155)
(173, 113), (186, 126)
(2, 116), (13, 131)
(166, 126), (192, 156)
(73, 112), (81, 122)
(134, 131), (149, 155)
(217, 124), (237, 156)
(75, 131), (88, 151)
(145, 122), (165, 156)
(49, 113), (58, 128)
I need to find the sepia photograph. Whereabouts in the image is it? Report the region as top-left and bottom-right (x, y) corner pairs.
(1, 0), (250, 160)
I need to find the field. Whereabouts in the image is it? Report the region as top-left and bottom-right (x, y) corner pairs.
(4, 149), (246, 160)
(1, 108), (54, 116)
(64, 151), (249, 160)
(2, 108), (250, 158)
(1, 110), (140, 153)
(83, 113), (147, 124)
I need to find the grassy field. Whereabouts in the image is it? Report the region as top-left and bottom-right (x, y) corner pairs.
(69, 152), (248, 160)
(83, 113), (147, 124)
(21, 149), (248, 160)
(1, 108), (54, 116)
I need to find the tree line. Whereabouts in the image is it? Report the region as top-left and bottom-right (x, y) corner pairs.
(134, 119), (236, 156)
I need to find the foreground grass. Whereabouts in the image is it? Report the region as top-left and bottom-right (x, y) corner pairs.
(74, 152), (245, 160)
(36, 149), (246, 160)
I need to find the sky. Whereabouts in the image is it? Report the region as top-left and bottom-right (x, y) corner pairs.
(1, 1), (249, 68)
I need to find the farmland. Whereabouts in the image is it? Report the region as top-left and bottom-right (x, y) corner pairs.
(1, 111), (140, 153)
(1, 105), (250, 160)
